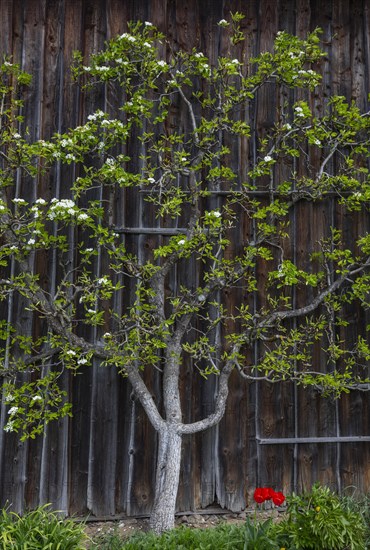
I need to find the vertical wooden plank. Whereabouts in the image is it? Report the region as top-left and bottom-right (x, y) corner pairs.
(63, 0), (90, 516)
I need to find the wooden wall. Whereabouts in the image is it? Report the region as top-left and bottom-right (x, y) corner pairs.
(0, 0), (369, 517)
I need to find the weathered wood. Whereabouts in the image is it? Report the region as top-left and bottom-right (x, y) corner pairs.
(0, 0), (369, 518)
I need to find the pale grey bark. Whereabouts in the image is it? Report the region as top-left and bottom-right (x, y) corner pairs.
(150, 426), (182, 533)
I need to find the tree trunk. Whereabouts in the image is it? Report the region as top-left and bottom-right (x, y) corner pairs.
(149, 424), (182, 533)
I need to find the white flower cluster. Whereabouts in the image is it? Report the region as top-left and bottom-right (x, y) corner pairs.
(97, 276), (110, 285)
(206, 210), (221, 219)
(48, 198), (76, 219)
(100, 119), (125, 130)
(60, 138), (73, 148)
(292, 68), (317, 81)
(47, 198), (89, 223)
(294, 106), (305, 117)
(120, 33), (136, 43)
(4, 421), (15, 433)
(87, 110), (105, 122)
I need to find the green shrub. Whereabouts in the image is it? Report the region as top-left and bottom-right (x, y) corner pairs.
(0, 504), (87, 549)
(242, 517), (280, 549)
(89, 526), (126, 550)
(122, 522), (245, 549)
(341, 491), (370, 549)
(274, 483), (366, 550)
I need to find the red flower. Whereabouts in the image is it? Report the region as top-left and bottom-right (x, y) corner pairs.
(253, 487), (286, 506)
(253, 488), (266, 503)
(271, 491), (285, 506)
(253, 487), (273, 504)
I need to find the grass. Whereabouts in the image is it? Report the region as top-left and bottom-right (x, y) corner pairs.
(114, 522), (246, 550)
(0, 504), (87, 549)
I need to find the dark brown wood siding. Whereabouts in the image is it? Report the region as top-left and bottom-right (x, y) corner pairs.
(0, 0), (369, 517)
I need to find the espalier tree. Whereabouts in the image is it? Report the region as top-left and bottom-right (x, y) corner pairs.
(1, 13), (370, 533)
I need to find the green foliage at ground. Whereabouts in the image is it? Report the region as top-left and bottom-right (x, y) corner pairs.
(89, 486), (368, 550)
(0, 504), (87, 549)
(0, 487), (366, 549)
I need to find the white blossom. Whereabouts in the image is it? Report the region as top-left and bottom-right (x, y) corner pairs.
(178, 239), (186, 246)
(60, 139), (72, 147)
(12, 198), (26, 204)
(32, 395), (42, 401)
(13, 133), (21, 139)
(157, 60), (167, 68)
(77, 358), (88, 365)
(77, 213), (89, 221)
(147, 177), (155, 183)
(66, 349), (76, 356)
(27, 238), (36, 245)
(264, 155), (273, 162)
(145, 21), (153, 26)
(4, 421), (15, 432)
(103, 332), (111, 338)
(211, 210), (221, 218)
(218, 19), (228, 25)
(8, 406), (19, 415)
(87, 110), (105, 122)
(36, 198), (46, 205)
(294, 106), (305, 117)
(120, 33), (136, 43)
(5, 394), (14, 403)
